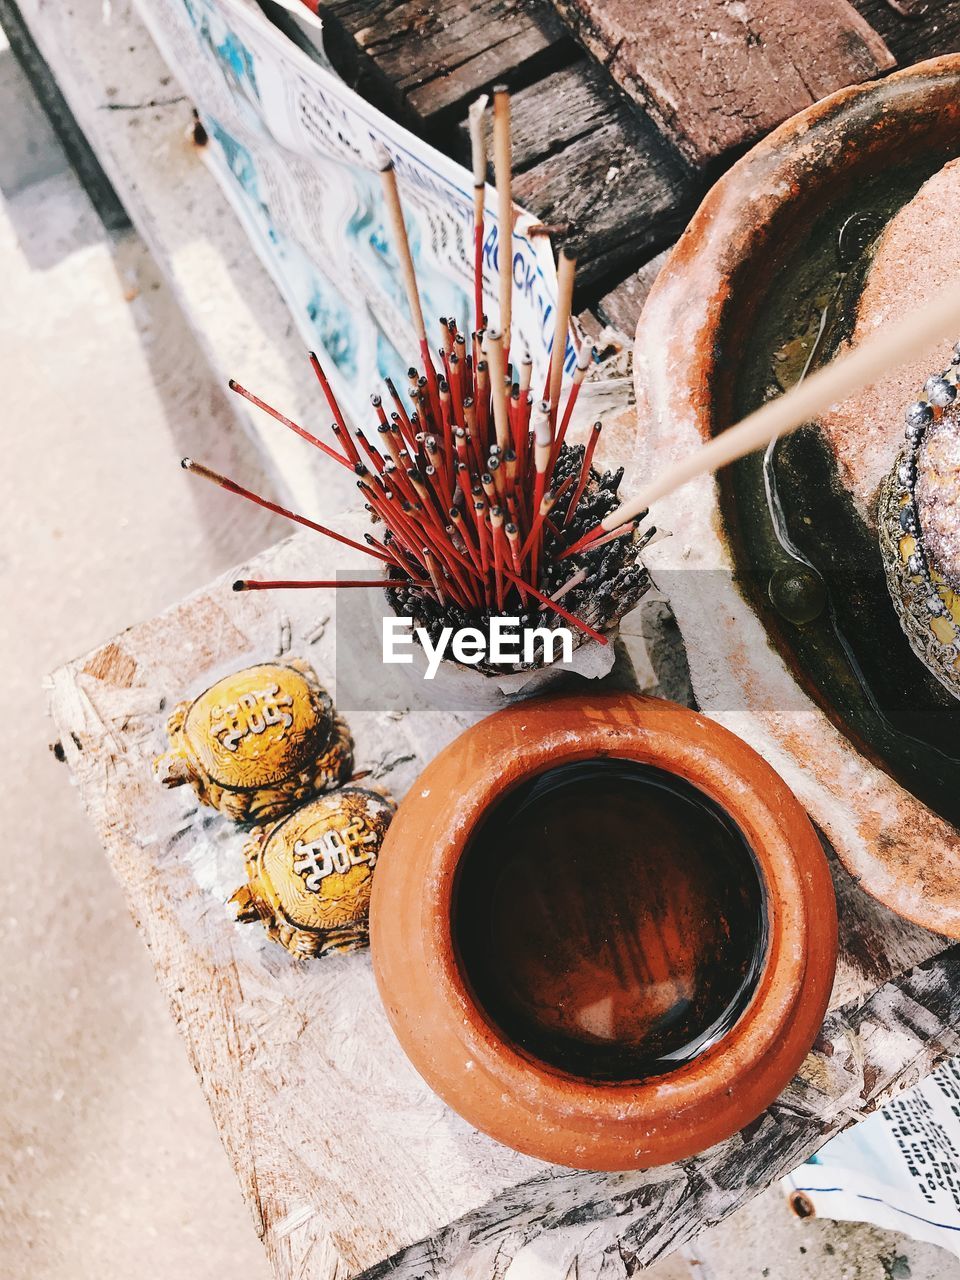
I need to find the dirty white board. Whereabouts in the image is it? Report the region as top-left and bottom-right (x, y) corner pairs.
(48, 527), (959, 1280)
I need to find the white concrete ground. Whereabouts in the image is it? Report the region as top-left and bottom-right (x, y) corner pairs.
(1, 30), (958, 1280)
(0, 34), (278, 1278)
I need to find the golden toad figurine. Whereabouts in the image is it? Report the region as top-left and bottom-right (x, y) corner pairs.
(229, 786), (395, 957)
(154, 659), (353, 822)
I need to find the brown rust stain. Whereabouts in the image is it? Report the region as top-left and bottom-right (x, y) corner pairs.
(83, 641), (138, 688)
(855, 804), (960, 901)
(134, 594), (252, 685)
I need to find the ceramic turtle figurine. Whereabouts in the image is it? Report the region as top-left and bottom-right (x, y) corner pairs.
(879, 350), (960, 699)
(154, 659), (353, 822)
(229, 785), (395, 957)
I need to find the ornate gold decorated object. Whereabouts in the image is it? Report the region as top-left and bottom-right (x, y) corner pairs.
(230, 786), (396, 957)
(154, 659), (353, 821)
(879, 358), (960, 700)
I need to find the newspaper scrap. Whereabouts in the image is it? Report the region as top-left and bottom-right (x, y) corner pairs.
(128, 0), (568, 426)
(783, 1056), (960, 1257)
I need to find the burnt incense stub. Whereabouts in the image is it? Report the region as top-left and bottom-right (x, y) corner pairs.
(154, 659), (353, 822)
(231, 786), (395, 958)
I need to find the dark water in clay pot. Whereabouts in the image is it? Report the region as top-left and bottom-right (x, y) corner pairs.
(453, 759), (768, 1082)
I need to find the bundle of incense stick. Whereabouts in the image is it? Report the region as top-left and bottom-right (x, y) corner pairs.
(183, 86), (651, 663)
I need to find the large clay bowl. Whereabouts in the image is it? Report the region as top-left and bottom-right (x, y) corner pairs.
(370, 692), (837, 1170)
(624, 56), (960, 937)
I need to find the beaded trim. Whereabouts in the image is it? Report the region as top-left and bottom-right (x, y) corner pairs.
(890, 345), (960, 655)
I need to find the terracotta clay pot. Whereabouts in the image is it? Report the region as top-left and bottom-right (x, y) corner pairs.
(370, 691), (837, 1170)
(624, 55), (960, 937)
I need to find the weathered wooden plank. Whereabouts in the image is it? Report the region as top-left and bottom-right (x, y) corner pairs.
(318, 0), (572, 126)
(878, 0), (946, 17)
(318, 2), (695, 298)
(470, 58), (637, 173)
(594, 247), (669, 338)
(49, 518), (954, 1280)
(548, 0), (896, 167)
(513, 122), (689, 293)
(366, 945), (960, 1279)
(308, 0), (960, 324)
(851, 0), (960, 61)
(461, 62), (694, 294)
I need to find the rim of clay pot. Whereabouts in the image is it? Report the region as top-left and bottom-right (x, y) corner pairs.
(370, 692), (837, 1170)
(629, 55), (960, 938)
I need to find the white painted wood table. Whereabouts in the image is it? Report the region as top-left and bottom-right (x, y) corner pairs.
(48, 526), (960, 1280)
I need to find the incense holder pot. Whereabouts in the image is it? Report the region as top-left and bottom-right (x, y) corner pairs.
(231, 785), (395, 958)
(626, 55), (960, 937)
(154, 659), (353, 822)
(370, 691), (837, 1170)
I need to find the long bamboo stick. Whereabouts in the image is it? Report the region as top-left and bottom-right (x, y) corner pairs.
(485, 328), (512, 452)
(602, 283), (960, 533)
(468, 94), (488, 333)
(493, 86), (513, 348)
(547, 245), (577, 428)
(377, 147), (427, 344)
(377, 145), (444, 431)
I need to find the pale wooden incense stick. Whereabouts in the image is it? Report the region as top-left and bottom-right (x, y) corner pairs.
(519, 345), (533, 394)
(548, 245), (577, 427)
(468, 94), (488, 331)
(549, 338), (593, 475)
(376, 146), (427, 344)
(602, 282), (960, 533)
(493, 85), (513, 347)
(485, 328), (511, 452)
(377, 144), (443, 430)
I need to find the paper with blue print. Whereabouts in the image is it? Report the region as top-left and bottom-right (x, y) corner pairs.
(130, 0), (564, 426)
(783, 1056), (960, 1257)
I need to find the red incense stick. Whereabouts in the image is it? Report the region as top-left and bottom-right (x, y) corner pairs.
(181, 458), (391, 563)
(228, 380), (352, 471)
(235, 578), (420, 590)
(562, 420), (603, 526)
